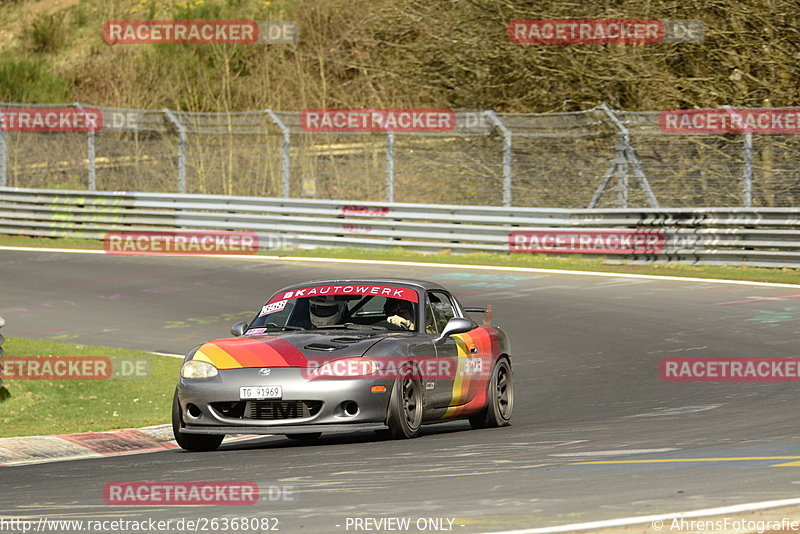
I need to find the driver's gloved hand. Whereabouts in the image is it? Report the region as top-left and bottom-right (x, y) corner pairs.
(387, 315), (414, 330)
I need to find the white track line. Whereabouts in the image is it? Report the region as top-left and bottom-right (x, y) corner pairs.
(149, 351), (185, 359)
(1, 245), (799, 288)
(480, 497), (800, 533)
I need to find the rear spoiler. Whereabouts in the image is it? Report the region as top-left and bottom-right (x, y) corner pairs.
(463, 304), (493, 326)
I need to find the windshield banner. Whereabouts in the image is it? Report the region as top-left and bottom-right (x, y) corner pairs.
(268, 285), (418, 303)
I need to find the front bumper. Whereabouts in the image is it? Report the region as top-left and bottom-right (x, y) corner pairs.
(182, 423), (388, 435)
(176, 367), (392, 435)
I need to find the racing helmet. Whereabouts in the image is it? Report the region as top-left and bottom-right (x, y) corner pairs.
(383, 298), (413, 318)
(309, 296), (346, 327)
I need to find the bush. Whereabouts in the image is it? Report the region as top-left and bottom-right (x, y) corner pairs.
(23, 13), (69, 54)
(0, 57), (71, 103)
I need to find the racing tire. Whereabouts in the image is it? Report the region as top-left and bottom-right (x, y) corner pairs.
(384, 369), (424, 439)
(469, 357), (513, 429)
(172, 390), (224, 451)
(286, 433), (322, 441)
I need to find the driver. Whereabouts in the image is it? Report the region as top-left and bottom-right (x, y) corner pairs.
(309, 296), (346, 327)
(383, 298), (415, 330)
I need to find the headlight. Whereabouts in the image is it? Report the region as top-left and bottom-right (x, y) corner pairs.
(181, 360), (219, 379)
(311, 357), (377, 378)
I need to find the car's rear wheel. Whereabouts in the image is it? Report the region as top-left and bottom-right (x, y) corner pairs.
(384, 370), (423, 439)
(286, 432), (322, 441)
(172, 390), (224, 451)
(469, 357), (513, 429)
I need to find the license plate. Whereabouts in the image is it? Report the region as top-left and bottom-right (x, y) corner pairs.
(239, 386), (282, 400)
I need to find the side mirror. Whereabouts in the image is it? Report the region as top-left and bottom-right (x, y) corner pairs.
(434, 317), (474, 344)
(231, 322), (248, 337)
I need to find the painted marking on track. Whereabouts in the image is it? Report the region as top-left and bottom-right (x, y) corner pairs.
(550, 448), (678, 458)
(624, 404), (724, 417)
(477, 497), (800, 534)
(150, 351), (185, 359)
(3, 246), (800, 288)
(771, 460), (800, 467)
(718, 292), (800, 306)
(570, 456), (800, 466)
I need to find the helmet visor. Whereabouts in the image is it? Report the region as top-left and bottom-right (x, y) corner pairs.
(310, 302), (341, 317)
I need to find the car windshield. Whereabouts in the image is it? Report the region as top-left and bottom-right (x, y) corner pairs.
(247, 285), (420, 332)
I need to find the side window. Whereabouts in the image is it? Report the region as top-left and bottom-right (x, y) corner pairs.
(427, 291), (456, 334)
(426, 301), (439, 335)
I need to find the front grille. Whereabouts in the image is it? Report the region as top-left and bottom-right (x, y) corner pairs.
(211, 401), (322, 420)
(248, 400), (322, 420)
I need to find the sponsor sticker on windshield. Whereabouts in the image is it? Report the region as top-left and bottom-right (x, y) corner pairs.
(259, 300), (287, 316)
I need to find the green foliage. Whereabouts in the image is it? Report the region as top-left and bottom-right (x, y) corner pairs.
(23, 12), (69, 53)
(0, 57), (71, 103)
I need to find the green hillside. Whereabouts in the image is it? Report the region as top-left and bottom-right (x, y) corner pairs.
(0, 0), (797, 111)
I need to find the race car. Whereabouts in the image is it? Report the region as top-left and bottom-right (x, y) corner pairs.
(172, 279), (513, 450)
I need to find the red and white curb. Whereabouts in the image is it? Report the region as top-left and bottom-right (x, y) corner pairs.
(0, 425), (258, 467)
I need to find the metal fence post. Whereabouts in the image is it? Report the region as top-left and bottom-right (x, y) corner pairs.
(743, 132), (754, 207)
(0, 109), (6, 187)
(74, 102), (96, 191)
(163, 109), (186, 194)
(484, 111), (512, 207)
(616, 150), (629, 208)
(386, 132), (395, 202)
(723, 107), (754, 207)
(266, 110), (291, 198)
(598, 103), (658, 208)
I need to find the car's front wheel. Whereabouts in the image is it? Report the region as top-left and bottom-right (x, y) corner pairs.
(172, 390), (225, 451)
(469, 357), (513, 429)
(384, 370), (423, 439)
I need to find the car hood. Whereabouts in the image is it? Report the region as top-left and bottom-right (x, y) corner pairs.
(190, 331), (387, 370)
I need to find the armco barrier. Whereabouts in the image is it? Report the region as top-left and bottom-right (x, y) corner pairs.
(1, 187), (799, 268)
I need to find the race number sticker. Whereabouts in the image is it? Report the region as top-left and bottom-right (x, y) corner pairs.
(259, 300), (287, 316)
(464, 357), (483, 374)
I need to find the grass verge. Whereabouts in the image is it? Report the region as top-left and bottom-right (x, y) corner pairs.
(0, 234), (799, 285)
(0, 337), (181, 438)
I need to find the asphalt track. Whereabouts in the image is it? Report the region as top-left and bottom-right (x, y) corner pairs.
(1, 248), (799, 533)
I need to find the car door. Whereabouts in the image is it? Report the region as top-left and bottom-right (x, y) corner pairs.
(426, 290), (462, 408)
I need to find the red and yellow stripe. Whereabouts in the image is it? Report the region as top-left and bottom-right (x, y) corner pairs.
(443, 326), (500, 418)
(192, 337), (308, 369)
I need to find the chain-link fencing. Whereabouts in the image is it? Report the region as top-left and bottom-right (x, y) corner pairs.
(1, 103), (798, 208)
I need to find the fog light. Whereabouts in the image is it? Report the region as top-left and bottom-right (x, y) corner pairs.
(342, 401), (359, 417)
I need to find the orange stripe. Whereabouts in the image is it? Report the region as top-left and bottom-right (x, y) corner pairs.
(194, 342), (243, 369)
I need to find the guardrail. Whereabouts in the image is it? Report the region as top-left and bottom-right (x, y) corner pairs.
(1, 187), (799, 268)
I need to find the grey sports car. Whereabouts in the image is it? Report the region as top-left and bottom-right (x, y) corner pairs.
(172, 279), (513, 450)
